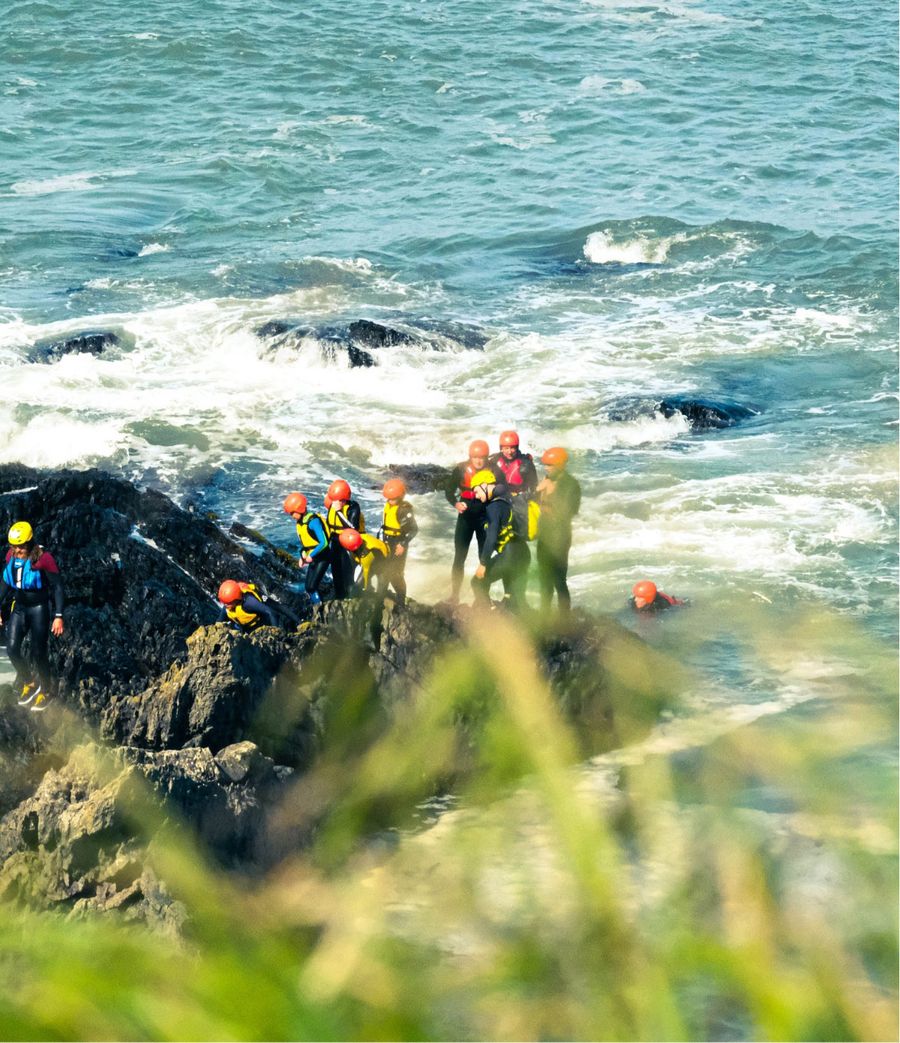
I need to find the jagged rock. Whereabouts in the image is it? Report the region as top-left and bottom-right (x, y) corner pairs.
(29, 330), (121, 364)
(382, 463), (454, 495)
(607, 395), (761, 431)
(256, 316), (488, 369)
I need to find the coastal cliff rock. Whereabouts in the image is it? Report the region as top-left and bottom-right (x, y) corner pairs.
(29, 330), (122, 364)
(607, 395), (761, 431)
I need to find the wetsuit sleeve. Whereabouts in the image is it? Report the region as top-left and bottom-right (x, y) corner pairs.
(400, 503), (418, 544)
(346, 502), (361, 529)
(307, 516), (329, 558)
(480, 502), (507, 565)
(445, 463), (464, 505)
(243, 593), (280, 628)
(37, 553), (65, 617)
(521, 456), (538, 497)
(0, 578), (10, 614)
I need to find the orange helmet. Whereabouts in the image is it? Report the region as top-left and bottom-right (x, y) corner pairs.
(499, 430), (519, 447)
(218, 580), (243, 605)
(328, 479), (351, 502)
(283, 492), (307, 515)
(469, 439), (489, 459)
(339, 528), (363, 552)
(383, 478), (406, 500)
(632, 580), (658, 602)
(541, 446), (568, 468)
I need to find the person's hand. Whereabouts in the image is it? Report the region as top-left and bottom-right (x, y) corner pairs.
(455, 501), (467, 513)
(51, 617), (64, 637)
(395, 545), (405, 556)
(474, 564), (486, 580)
(301, 555), (312, 566)
(536, 477), (550, 493)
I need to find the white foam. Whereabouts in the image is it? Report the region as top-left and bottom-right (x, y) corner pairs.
(793, 308), (855, 329)
(583, 230), (671, 264)
(138, 243), (169, 257)
(9, 169), (137, 197)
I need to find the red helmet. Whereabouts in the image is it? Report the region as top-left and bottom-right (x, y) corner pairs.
(499, 430), (519, 447)
(541, 446), (568, 468)
(383, 478), (406, 500)
(218, 580), (243, 605)
(339, 528), (363, 552)
(632, 580), (658, 602)
(468, 439), (489, 459)
(283, 492), (307, 515)
(328, 479), (351, 502)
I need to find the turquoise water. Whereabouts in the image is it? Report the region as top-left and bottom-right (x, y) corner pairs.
(0, 1), (897, 670)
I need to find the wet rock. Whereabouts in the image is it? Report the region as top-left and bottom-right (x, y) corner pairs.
(607, 395), (761, 431)
(381, 463), (454, 495)
(29, 330), (120, 364)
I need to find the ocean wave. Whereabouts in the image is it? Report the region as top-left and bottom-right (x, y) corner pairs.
(138, 243), (170, 258)
(583, 230), (674, 265)
(9, 168), (137, 197)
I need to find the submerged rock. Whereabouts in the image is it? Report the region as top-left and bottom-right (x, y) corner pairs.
(607, 395), (761, 431)
(29, 330), (121, 364)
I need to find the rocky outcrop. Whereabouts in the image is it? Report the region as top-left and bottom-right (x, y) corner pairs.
(29, 330), (122, 364)
(256, 317), (489, 368)
(607, 395), (761, 431)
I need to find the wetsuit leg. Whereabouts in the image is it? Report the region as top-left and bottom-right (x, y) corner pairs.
(330, 541), (355, 599)
(537, 541), (555, 611)
(305, 554), (331, 603)
(505, 541), (531, 609)
(451, 509), (482, 600)
(384, 546), (407, 605)
(537, 540), (570, 613)
(5, 610), (29, 687)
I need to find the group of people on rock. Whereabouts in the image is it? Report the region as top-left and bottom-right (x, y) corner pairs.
(1, 433), (685, 709)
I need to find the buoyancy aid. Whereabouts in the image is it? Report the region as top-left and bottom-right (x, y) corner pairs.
(382, 501), (416, 540)
(3, 556), (43, 590)
(296, 511), (329, 554)
(496, 454), (530, 490)
(225, 582), (265, 630)
(495, 513), (515, 555)
(354, 533), (389, 589)
(327, 501), (367, 537)
(458, 462), (486, 500)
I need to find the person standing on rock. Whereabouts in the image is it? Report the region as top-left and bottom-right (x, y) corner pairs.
(445, 439), (505, 604)
(283, 492), (331, 605)
(379, 478), (418, 607)
(217, 580), (282, 632)
(338, 529), (389, 595)
(0, 522), (65, 711)
(470, 473), (530, 610)
(489, 430), (537, 539)
(326, 480), (366, 600)
(535, 447), (581, 615)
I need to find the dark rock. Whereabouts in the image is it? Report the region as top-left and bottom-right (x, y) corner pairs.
(381, 463), (454, 495)
(30, 330), (121, 364)
(606, 395), (761, 431)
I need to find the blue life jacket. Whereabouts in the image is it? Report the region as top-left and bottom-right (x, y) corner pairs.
(3, 557), (43, 591)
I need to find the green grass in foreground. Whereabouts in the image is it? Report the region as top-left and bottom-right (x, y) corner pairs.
(0, 607), (896, 1041)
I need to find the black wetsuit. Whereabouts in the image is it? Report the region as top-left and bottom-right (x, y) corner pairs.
(0, 549), (64, 694)
(471, 495), (531, 609)
(445, 461), (506, 601)
(490, 450), (538, 538)
(327, 500), (363, 600)
(381, 500), (418, 605)
(536, 471), (581, 612)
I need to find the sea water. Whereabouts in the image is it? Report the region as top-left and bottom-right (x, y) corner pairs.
(0, 3), (896, 767)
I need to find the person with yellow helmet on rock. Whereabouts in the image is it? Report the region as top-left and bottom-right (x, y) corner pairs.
(326, 480), (366, 600)
(0, 521), (65, 711)
(470, 472), (530, 610)
(380, 479), (418, 606)
(535, 447), (581, 615)
(283, 492), (331, 605)
(445, 439), (505, 603)
(338, 529), (389, 595)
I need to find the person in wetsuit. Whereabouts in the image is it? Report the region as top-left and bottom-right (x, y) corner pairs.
(0, 521), (65, 711)
(325, 479), (366, 600)
(489, 430), (537, 539)
(535, 447), (581, 615)
(445, 439), (505, 603)
(379, 478), (418, 606)
(283, 492), (331, 605)
(630, 579), (686, 613)
(470, 473), (530, 610)
(338, 529), (390, 596)
(217, 580), (281, 632)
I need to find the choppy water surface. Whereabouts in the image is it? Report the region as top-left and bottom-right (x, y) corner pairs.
(0, 2), (897, 749)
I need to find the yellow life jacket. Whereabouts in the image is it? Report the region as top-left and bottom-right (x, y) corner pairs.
(295, 511), (327, 552)
(354, 532), (388, 589)
(327, 501), (367, 537)
(527, 499), (541, 541)
(382, 501), (411, 539)
(225, 582), (264, 630)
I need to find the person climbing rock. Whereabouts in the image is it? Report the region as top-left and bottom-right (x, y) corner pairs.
(380, 478), (418, 606)
(535, 447), (581, 615)
(326, 479), (366, 600)
(490, 430), (537, 539)
(0, 521), (65, 711)
(445, 439), (505, 603)
(630, 580), (686, 613)
(469, 473), (530, 610)
(283, 492), (331, 605)
(338, 529), (389, 595)
(217, 580), (281, 632)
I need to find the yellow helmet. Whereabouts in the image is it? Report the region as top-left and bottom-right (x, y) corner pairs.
(469, 469), (496, 487)
(8, 521), (33, 546)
